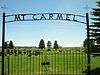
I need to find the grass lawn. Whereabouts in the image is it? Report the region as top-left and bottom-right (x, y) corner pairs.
(0, 47), (99, 75)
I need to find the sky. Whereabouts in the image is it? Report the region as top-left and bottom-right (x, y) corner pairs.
(0, 0), (97, 47)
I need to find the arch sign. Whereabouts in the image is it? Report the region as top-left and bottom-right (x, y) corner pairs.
(2, 13), (90, 75)
(5, 13), (85, 24)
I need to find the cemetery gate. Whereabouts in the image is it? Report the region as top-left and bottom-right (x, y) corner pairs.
(1, 13), (91, 75)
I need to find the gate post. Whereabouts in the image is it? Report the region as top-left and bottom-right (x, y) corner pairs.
(2, 13), (5, 75)
(86, 13), (91, 75)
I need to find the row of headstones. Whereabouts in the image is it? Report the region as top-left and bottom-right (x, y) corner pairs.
(0, 49), (42, 56)
(0, 48), (81, 56)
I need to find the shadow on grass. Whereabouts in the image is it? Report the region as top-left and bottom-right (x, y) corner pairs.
(83, 68), (100, 75)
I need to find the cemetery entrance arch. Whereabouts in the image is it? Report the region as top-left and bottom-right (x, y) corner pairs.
(1, 13), (90, 75)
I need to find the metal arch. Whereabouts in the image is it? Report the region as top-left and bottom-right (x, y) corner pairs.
(4, 13), (86, 24)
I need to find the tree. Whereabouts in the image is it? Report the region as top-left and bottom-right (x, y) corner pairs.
(89, 1), (100, 53)
(4, 42), (8, 49)
(39, 39), (45, 49)
(9, 40), (14, 49)
(47, 41), (52, 50)
(53, 40), (59, 50)
(96, 36), (100, 44)
(83, 38), (95, 49)
(90, 1), (100, 45)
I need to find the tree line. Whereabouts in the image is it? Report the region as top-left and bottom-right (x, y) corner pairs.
(39, 39), (59, 50)
(4, 39), (60, 50)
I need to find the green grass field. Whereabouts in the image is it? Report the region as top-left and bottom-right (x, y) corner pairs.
(0, 47), (100, 75)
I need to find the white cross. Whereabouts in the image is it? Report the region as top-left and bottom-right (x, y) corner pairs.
(84, 4), (90, 13)
(1, 4), (8, 12)
(84, 0), (90, 13)
(1, 4), (8, 9)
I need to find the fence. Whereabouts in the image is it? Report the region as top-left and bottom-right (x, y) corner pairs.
(0, 47), (87, 75)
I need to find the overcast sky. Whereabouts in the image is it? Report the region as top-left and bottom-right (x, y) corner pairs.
(0, 0), (97, 47)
